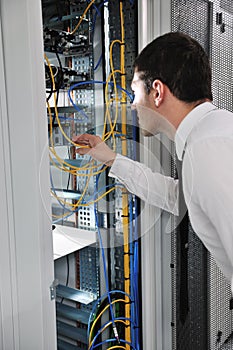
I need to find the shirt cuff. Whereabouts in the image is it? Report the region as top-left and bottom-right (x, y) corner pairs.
(108, 153), (132, 181)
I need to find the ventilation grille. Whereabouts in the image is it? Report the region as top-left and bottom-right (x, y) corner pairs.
(171, 0), (233, 349)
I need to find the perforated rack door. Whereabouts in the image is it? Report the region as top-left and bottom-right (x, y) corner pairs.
(207, 1), (233, 349)
(171, 1), (233, 349)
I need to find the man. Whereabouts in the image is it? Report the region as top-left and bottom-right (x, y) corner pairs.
(73, 32), (233, 291)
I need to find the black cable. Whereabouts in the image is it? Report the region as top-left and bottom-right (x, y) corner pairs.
(46, 64), (58, 102)
(52, 50), (64, 127)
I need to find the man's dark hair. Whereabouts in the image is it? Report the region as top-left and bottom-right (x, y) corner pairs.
(134, 32), (213, 102)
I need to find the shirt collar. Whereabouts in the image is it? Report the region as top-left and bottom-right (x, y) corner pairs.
(175, 102), (216, 160)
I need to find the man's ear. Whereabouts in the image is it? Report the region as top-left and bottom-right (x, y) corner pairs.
(152, 79), (164, 107)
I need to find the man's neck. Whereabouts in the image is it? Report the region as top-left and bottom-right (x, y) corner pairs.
(163, 97), (211, 130)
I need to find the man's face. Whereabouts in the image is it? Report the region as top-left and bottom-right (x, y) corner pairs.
(131, 71), (159, 136)
(131, 71), (153, 107)
(131, 71), (176, 140)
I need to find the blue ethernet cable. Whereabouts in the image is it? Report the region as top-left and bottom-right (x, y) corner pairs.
(91, 338), (137, 350)
(87, 289), (133, 339)
(68, 80), (134, 122)
(89, 317), (137, 350)
(93, 168), (120, 343)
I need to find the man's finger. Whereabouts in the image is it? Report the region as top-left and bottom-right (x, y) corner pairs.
(76, 148), (90, 155)
(72, 133), (102, 147)
(72, 135), (90, 145)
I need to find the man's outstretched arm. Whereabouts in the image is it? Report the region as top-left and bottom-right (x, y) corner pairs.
(73, 134), (179, 215)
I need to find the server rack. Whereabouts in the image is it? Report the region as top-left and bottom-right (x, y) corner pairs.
(42, 1), (141, 349)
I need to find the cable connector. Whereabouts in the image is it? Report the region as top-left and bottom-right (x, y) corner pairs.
(112, 324), (120, 344)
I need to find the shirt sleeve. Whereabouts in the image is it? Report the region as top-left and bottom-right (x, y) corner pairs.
(108, 153), (179, 215)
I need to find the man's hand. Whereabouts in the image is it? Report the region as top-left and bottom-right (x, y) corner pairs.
(72, 134), (116, 166)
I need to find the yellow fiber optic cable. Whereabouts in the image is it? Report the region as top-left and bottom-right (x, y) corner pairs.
(45, 54), (90, 149)
(88, 320), (128, 350)
(98, 3), (132, 348)
(71, 0), (95, 35)
(102, 41), (122, 143)
(103, 42), (121, 140)
(47, 96), (107, 175)
(47, 97), (106, 175)
(49, 146), (108, 178)
(51, 168), (92, 219)
(89, 298), (128, 344)
(118, 2), (131, 349)
(51, 186), (116, 209)
(45, 60), (108, 210)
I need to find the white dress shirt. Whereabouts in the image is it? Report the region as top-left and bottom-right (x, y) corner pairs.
(109, 102), (233, 288)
